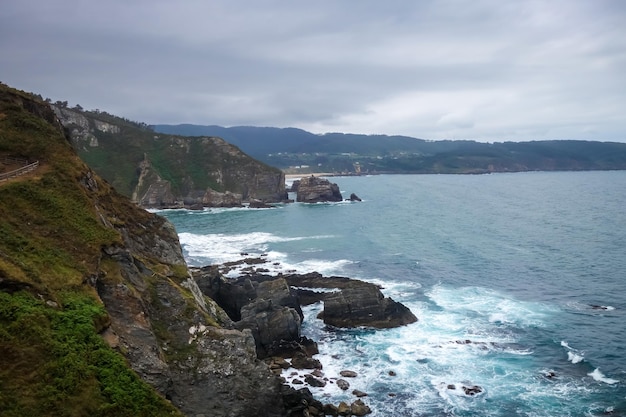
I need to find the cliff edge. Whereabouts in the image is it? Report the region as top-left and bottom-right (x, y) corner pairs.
(0, 84), (287, 416)
(51, 105), (287, 209)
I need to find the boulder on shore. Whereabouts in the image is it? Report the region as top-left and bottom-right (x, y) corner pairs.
(296, 176), (342, 203)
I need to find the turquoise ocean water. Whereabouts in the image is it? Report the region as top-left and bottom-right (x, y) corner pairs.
(159, 171), (626, 416)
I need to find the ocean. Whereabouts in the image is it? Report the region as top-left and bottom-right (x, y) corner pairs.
(158, 171), (626, 417)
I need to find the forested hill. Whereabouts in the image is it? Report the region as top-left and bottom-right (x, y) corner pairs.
(153, 124), (626, 175)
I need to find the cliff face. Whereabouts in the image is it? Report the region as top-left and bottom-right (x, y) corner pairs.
(52, 106), (287, 209)
(0, 84), (286, 416)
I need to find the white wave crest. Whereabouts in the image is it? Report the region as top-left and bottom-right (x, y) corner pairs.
(588, 368), (619, 384)
(561, 341), (585, 364)
(567, 352), (584, 364)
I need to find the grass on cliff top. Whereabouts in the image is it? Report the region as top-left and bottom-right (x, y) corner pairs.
(0, 291), (182, 417)
(0, 175), (121, 292)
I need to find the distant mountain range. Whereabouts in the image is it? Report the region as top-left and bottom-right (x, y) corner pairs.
(153, 124), (626, 175)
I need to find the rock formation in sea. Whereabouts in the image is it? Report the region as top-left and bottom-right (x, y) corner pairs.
(284, 272), (417, 328)
(296, 175), (343, 203)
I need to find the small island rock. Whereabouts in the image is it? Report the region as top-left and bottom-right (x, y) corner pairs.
(296, 176), (342, 203)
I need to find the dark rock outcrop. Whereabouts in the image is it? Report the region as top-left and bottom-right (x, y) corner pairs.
(348, 193), (362, 201)
(320, 286), (417, 328)
(289, 180), (300, 193)
(282, 272), (417, 329)
(296, 176), (342, 203)
(192, 267), (306, 358)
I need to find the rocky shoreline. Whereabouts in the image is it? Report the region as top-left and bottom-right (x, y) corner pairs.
(190, 257), (418, 416)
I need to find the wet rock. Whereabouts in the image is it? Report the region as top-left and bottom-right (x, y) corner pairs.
(462, 385), (483, 396)
(340, 370), (358, 378)
(305, 374), (326, 387)
(291, 351), (323, 369)
(336, 379), (350, 390)
(337, 402), (351, 416)
(282, 272), (417, 329)
(352, 389), (368, 397)
(348, 193), (362, 201)
(321, 285), (417, 328)
(350, 399), (372, 416)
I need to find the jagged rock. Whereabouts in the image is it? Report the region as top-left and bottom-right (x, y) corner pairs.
(236, 300), (302, 358)
(296, 176), (342, 203)
(337, 402), (351, 416)
(282, 387), (324, 417)
(350, 399), (372, 416)
(203, 188), (243, 207)
(291, 351), (323, 369)
(193, 269), (307, 358)
(289, 180), (301, 192)
(321, 286), (417, 328)
(348, 193), (362, 201)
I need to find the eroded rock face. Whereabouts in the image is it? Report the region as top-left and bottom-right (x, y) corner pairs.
(296, 176), (342, 203)
(321, 286), (417, 328)
(93, 195), (290, 415)
(53, 105), (288, 208)
(193, 268), (306, 358)
(282, 272), (417, 329)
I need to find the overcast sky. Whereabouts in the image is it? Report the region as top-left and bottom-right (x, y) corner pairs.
(2, 1), (625, 142)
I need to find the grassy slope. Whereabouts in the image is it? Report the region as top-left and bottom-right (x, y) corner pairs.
(66, 111), (283, 200)
(0, 85), (183, 416)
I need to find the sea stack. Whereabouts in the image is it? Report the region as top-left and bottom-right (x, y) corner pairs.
(296, 175), (343, 203)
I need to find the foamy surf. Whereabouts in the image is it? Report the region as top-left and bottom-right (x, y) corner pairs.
(588, 368), (619, 384)
(561, 341), (585, 364)
(178, 231), (335, 266)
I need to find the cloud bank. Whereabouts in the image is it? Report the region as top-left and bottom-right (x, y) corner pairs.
(2, 0), (625, 141)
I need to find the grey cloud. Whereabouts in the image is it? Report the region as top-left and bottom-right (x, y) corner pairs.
(1, 0), (625, 141)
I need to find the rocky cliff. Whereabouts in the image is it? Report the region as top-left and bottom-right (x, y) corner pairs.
(52, 105), (287, 209)
(0, 84), (291, 416)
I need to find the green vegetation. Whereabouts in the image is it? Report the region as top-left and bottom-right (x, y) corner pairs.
(59, 110), (283, 201)
(0, 291), (180, 417)
(154, 124), (626, 174)
(0, 84), (184, 416)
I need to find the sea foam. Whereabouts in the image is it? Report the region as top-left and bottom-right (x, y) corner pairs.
(588, 368), (619, 384)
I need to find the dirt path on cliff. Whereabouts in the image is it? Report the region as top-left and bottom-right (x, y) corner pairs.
(0, 161), (49, 186)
